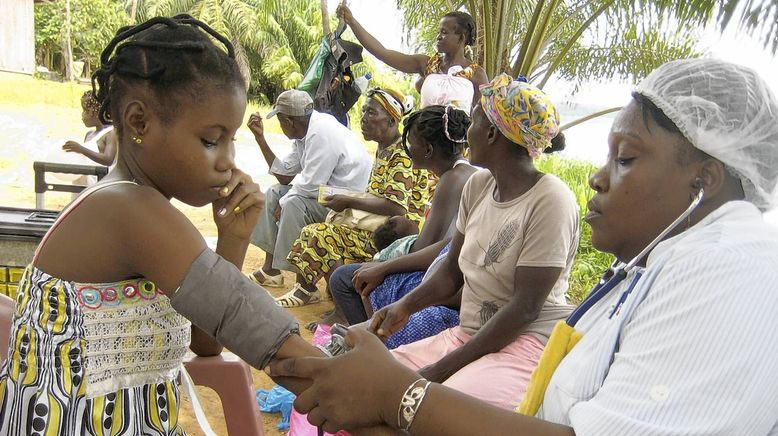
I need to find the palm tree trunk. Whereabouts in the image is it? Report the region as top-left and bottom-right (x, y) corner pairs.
(320, 0), (330, 35)
(130, 0), (139, 23)
(538, 0), (614, 88)
(63, 0), (75, 81)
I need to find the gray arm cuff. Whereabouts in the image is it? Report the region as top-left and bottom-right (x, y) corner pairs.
(170, 248), (299, 369)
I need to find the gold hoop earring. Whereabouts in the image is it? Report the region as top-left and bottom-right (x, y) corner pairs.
(132, 136), (143, 144)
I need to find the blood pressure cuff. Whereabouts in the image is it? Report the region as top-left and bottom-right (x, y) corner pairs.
(170, 248), (300, 369)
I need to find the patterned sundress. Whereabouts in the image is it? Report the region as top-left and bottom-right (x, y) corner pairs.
(0, 182), (191, 435)
(369, 242), (459, 349)
(287, 141), (429, 285)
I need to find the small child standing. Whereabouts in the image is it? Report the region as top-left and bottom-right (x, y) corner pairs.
(62, 90), (118, 167)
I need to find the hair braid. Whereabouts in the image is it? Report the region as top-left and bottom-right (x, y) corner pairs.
(91, 14), (244, 131)
(402, 105), (471, 159)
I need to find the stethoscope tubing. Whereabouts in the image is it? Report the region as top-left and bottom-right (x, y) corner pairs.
(567, 188), (705, 326)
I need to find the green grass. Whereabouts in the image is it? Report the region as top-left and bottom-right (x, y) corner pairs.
(0, 73), (287, 136)
(0, 72), (89, 108)
(537, 155), (614, 303)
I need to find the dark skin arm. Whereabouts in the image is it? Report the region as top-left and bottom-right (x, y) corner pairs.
(419, 265), (562, 383)
(125, 186), (324, 392)
(352, 238), (450, 296)
(413, 163), (477, 252)
(368, 231), (466, 341)
(34, 174), (322, 393)
(336, 4), (429, 74)
(247, 112), (295, 185)
(269, 328), (574, 435)
(62, 130), (118, 166)
(469, 66), (489, 104)
(323, 194), (405, 217)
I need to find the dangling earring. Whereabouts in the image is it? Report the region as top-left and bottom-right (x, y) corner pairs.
(132, 136), (143, 144)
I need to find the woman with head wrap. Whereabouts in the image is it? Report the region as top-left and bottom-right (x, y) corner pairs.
(328, 104), (478, 340)
(278, 88), (428, 308)
(269, 59), (778, 436)
(303, 74), (580, 412)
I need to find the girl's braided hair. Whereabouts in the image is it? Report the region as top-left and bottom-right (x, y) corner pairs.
(81, 90), (101, 114)
(91, 14), (244, 132)
(402, 105), (471, 159)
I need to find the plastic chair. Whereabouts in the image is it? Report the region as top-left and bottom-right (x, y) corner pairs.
(183, 352), (265, 436)
(0, 293), (14, 362)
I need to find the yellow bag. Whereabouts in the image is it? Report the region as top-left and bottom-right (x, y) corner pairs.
(516, 320), (583, 416)
(324, 193), (390, 232)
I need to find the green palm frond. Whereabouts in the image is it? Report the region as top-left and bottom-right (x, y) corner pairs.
(261, 46), (301, 80)
(396, 0), (778, 87)
(145, 0), (197, 18)
(550, 24), (701, 86)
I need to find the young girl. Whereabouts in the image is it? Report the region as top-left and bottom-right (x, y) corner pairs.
(0, 15), (319, 435)
(62, 90), (118, 167)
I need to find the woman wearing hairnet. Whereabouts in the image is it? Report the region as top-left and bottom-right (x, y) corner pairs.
(268, 58), (778, 435)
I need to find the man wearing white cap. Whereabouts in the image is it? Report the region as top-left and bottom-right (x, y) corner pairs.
(246, 89), (372, 287)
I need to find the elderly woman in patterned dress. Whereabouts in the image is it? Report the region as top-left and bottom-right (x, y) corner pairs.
(274, 88), (428, 308)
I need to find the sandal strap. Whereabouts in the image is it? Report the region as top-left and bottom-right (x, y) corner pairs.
(275, 284), (320, 308)
(256, 269), (281, 281)
(289, 283), (316, 297)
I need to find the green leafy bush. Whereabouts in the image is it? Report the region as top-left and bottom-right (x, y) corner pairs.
(536, 155), (614, 303)
(35, 0), (130, 78)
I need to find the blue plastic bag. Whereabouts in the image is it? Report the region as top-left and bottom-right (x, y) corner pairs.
(257, 384), (296, 431)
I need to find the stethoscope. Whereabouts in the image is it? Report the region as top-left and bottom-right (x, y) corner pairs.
(567, 187), (705, 326)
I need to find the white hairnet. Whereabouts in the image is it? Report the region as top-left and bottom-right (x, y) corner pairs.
(635, 58), (778, 211)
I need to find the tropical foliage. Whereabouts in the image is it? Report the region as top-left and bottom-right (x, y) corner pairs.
(536, 155), (613, 302)
(35, 0), (130, 78)
(396, 0), (778, 89)
(129, 0), (326, 102)
(34, 0), (326, 101)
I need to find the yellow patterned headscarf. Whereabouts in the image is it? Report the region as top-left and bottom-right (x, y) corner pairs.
(367, 88), (414, 121)
(479, 74), (560, 159)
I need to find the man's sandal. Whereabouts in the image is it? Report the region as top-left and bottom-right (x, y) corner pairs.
(275, 283), (320, 308)
(247, 269), (284, 288)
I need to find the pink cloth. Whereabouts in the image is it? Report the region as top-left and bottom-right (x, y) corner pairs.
(289, 325), (350, 436)
(391, 326), (545, 410)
